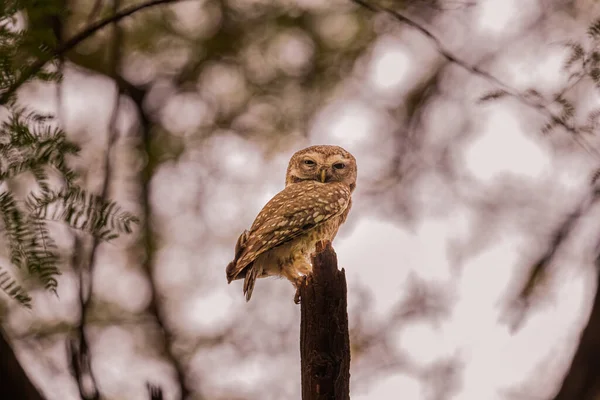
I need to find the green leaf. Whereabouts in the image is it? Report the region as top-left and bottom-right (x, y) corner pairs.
(0, 266), (32, 308)
(28, 187), (139, 240)
(0, 191), (60, 292)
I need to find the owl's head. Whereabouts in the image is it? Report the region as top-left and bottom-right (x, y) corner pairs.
(285, 145), (357, 192)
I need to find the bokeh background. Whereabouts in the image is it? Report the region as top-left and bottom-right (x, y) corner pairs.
(4, 0), (600, 399)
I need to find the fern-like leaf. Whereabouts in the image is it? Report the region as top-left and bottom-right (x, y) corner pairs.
(589, 19), (600, 38)
(0, 266), (31, 308)
(0, 1), (138, 309)
(555, 96), (575, 122)
(28, 187), (139, 240)
(580, 109), (600, 135)
(0, 191), (29, 269)
(541, 119), (559, 135)
(0, 191), (60, 292)
(563, 42), (585, 70)
(27, 217), (59, 292)
(0, 107), (80, 183)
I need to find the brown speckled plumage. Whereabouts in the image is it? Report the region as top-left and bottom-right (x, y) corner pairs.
(226, 145), (357, 302)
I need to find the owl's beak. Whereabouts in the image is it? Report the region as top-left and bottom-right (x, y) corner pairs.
(319, 169), (327, 183)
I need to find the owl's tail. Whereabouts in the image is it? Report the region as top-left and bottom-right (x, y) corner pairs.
(243, 264), (262, 302)
(226, 230), (249, 283)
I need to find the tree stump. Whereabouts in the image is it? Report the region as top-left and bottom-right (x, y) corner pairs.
(299, 241), (351, 400)
(553, 268), (600, 400)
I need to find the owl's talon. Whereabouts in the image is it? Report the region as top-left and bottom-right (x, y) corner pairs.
(293, 275), (308, 304)
(294, 288), (301, 304)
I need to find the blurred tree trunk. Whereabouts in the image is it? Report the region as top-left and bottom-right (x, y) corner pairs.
(299, 241), (351, 400)
(553, 270), (600, 400)
(0, 329), (45, 400)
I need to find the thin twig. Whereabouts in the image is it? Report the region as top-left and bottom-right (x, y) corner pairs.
(136, 86), (191, 400)
(51, 1), (101, 398)
(69, 1), (123, 398)
(87, 0), (105, 24)
(0, 0), (184, 105)
(351, 0), (600, 158)
(107, 56), (190, 399)
(351, 0), (515, 88)
(503, 184), (600, 332)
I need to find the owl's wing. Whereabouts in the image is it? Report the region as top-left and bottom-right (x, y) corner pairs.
(226, 180), (351, 283)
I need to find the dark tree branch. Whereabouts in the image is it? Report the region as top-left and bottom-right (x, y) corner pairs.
(503, 184), (600, 333)
(51, 1), (101, 397)
(0, 0), (184, 105)
(118, 72), (191, 398)
(138, 103), (190, 400)
(0, 328), (46, 400)
(299, 241), (351, 400)
(68, 2), (123, 398)
(101, 59), (189, 398)
(552, 187), (600, 400)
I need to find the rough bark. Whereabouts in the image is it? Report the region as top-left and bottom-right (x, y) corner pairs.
(553, 270), (600, 400)
(0, 329), (45, 400)
(299, 241), (351, 400)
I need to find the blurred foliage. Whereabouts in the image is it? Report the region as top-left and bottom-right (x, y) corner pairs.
(479, 17), (600, 138)
(0, 1), (137, 308)
(476, 17), (600, 330)
(0, 0), (66, 104)
(2, 0), (496, 399)
(64, 0), (379, 172)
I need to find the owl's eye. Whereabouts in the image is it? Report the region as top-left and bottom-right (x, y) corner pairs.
(333, 162), (346, 170)
(303, 159), (316, 166)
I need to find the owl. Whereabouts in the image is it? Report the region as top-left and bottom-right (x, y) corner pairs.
(226, 145), (357, 303)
